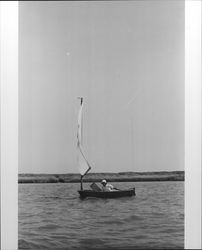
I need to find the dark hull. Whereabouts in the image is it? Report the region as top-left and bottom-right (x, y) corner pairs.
(78, 188), (136, 199)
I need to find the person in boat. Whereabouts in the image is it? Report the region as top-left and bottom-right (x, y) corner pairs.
(101, 179), (115, 192)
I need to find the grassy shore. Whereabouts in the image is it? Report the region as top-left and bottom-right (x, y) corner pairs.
(18, 171), (184, 184)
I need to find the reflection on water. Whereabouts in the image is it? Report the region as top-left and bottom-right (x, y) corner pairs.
(19, 182), (184, 249)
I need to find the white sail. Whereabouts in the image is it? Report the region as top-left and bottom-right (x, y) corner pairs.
(77, 98), (91, 176)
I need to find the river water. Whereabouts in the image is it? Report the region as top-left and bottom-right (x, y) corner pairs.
(19, 181), (184, 249)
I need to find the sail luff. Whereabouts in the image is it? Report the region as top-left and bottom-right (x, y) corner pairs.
(77, 98), (91, 176)
(77, 100), (83, 147)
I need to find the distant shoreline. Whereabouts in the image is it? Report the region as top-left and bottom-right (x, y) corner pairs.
(18, 171), (184, 184)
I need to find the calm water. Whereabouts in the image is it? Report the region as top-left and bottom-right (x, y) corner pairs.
(19, 182), (184, 249)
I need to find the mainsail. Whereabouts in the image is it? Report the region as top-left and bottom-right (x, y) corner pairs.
(77, 98), (91, 176)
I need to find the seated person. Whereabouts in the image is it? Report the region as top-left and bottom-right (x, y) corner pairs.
(101, 179), (115, 192)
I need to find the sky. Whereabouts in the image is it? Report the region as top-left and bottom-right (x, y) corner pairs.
(19, 1), (184, 174)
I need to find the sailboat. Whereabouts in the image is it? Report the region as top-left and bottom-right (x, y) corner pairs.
(77, 97), (136, 199)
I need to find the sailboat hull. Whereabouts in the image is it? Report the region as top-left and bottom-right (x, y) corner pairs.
(78, 188), (136, 199)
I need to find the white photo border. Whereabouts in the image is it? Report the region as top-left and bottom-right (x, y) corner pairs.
(0, 1), (18, 250)
(185, 1), (201, 249)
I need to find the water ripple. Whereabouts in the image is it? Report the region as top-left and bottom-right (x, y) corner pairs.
(19, 182), (184, 249)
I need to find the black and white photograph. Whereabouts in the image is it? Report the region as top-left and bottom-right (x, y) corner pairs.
(18, 1), (185, 249)
(0, 1), (201, 250)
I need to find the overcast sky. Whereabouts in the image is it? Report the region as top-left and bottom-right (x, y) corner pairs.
(19, 1), (184, 174)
